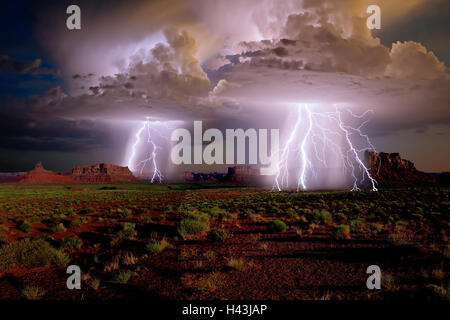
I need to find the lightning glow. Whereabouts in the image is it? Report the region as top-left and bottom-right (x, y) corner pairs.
(273, 103), (378, 192)
(127, 118), (164, 183)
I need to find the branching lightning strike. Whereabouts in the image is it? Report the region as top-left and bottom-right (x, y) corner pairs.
(127, 118), (165, 183)
(273, 103), (378, 192)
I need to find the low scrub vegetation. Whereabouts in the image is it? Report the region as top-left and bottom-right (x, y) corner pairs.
(113, 270), (131, 284)
(60, 237), (83, 250)
(331, 225), (351, 240)
(206, 228), (232, 242)
(268, 220), (287, 233)
(178, 214), (210, 239)
(227, 258), (246, 270)
(0, 239), (69, 270)
(110, 222), (137, 246)
(21, 286), (46, 300)
(146, 238), (170, 255)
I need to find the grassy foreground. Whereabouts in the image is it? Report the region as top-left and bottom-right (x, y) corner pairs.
(0, 183), (448, 300)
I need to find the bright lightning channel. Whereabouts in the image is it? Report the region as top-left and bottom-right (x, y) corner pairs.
(273, 103), (378, 192)
(127, 117), (164, 183)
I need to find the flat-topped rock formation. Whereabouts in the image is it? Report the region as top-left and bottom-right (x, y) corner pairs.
(366, 151), (432, 185)
(181, 171), (226, 182)
(18, 162), (74, 184)
(16, 162), (138, 184)
(181, 166), (260, 183)
(227, 165), (260, 183)
(71, 163), (138, 183)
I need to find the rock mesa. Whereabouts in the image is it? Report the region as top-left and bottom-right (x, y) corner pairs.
(366, 151), (432, 185)
(18, 162), (74, 184)
(71, 163), (138, 183)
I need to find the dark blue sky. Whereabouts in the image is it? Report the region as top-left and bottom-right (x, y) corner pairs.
(0, 0), (62, 97)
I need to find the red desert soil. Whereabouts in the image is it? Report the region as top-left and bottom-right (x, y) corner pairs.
(0, 187), (447, 300)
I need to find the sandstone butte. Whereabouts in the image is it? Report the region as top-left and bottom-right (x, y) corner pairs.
(17, 152), (433, 186)
(18, 161), (74, 184)
(18, 162), (137, 184)
(71, 163), (138, 183)
(366, 151), (432, 184)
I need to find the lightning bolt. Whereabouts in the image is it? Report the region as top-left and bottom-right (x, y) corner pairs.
(272, 106), (303, 191)
(273, 103), (378, 192)
(335, 107), (377, 191)
(298, 104), (313, 191)
(127, 117), (164, 183)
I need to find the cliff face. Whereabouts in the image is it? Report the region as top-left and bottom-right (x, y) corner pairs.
(227, 166), (260, 183)
(19, 162), (74, 184)
(71, 163), (138, 183)
(181, 171), (226, 182)
(367, 151), (432, 184)
(181, 166), (260, 183)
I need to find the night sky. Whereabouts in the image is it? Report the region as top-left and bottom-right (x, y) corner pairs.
(0, 0), (449, 174)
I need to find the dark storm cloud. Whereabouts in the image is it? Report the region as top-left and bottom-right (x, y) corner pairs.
(0, 55), (41, 74)
(19, 1), (450, 120)
(0, 55), (59, 76)
(0, 0), (449, 171)
(0, 96), (113, 152)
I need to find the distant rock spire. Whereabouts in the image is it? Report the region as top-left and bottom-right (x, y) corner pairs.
(35, 161), (44, 170)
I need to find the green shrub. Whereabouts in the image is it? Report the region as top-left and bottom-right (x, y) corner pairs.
(113, 270), (131, 284)
(29, 216), (41, 223)
(241, 208), (256, 219)
(146, 238), (170, 255)
(89, 278), (100, 290)
(115, 207), (132, 218)
(286, 208), (299, 220)
(207, 228), (232, 242)
(19, 221), (32, 233)
(33, 234), (54, 242)
(63, 208), (75, 216)
(51, 223), (66, 233)
(334, 212), (347, 223)
(0, 239), (69, 270)
(369, 222), (384, 234)
(208, 206), (226, 219)
(227, 258), (246, 270)
(426, 284), (450, 300)
(121, 222), (136, 233)
(331, 225), (350, 240)
(178, 215), (210, 239)
(51, 249), (71, 266)
(110, 223), (137, 245)
(60, 237), (83, 250)
(164, 204), (174, 213)
(21, 286), (46, 300)
(311, 209), (332, 224)
(350, 218), (364, 233)
(298, 208), (312, 215)
(70, 216), (89, 227)
(268, 220), (287, 233)
(382, 273), (397, 289)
